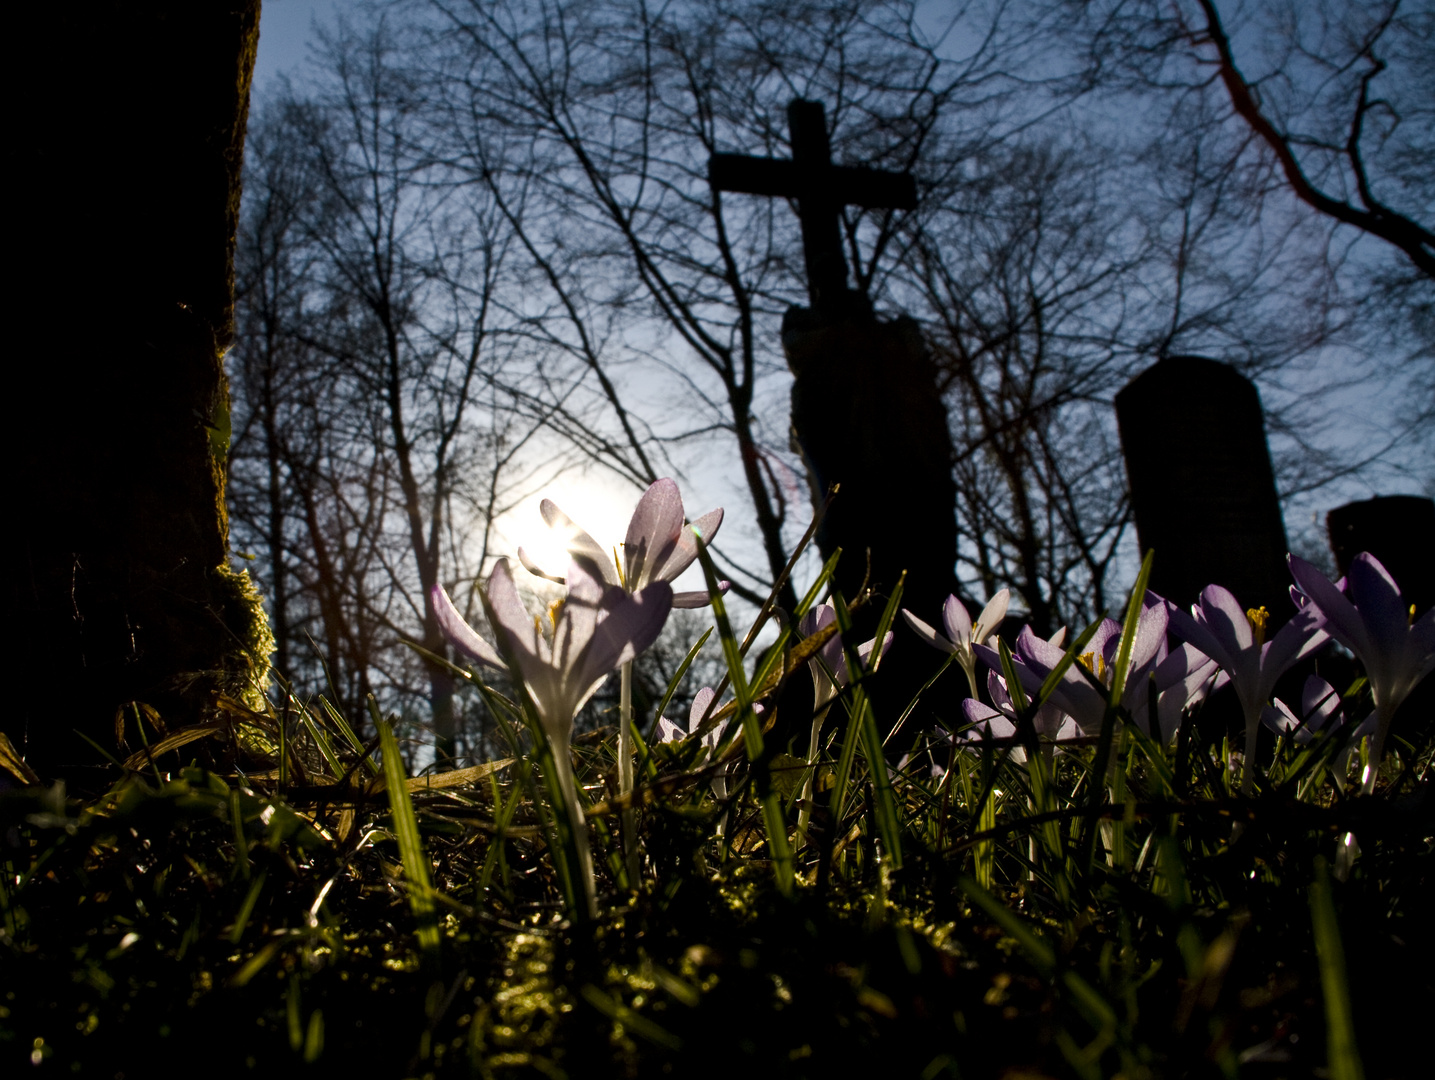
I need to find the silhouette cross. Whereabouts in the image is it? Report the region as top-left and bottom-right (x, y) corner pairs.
(708, 99), (917, 313)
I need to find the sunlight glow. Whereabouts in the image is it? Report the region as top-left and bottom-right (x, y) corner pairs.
(502, 480), (634, 583)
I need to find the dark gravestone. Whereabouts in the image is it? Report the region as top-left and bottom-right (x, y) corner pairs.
(1327, 495), (1435, 617)
(1116, 356), (1291, 615)
(710, 100), (956, 622)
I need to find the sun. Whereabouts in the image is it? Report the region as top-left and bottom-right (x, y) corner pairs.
(500, 478), (637, 584)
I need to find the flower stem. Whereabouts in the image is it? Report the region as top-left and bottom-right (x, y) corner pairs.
(796, 705), (831, 844)
(549, 739), (597, 920)
(619, 660), (639, 885)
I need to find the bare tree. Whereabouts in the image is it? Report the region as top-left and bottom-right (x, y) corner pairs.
(415, 0), (1056, 610)
(231, 22), (535, 759)
(1037, 0), (1434, 545)
(228, 0), (1431, 753)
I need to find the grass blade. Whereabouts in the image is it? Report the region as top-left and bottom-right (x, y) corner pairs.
(373, 704), (440, 966)
(1309, 855), (1364, 1080)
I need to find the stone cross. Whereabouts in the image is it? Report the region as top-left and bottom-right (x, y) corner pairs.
(709, 99), (917, 313)
(709, 100), (956, 742)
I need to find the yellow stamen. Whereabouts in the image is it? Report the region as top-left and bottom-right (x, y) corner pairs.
(1078, 652), (1108, 682)
(548, 598), (565, 629)
(1246, 606), (1269, 646)
(1411, 603), (1418, 627)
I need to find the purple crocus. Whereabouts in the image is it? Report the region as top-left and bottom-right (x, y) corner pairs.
(1288, 552), (1435, 791)
(1261, 675), (1375, 790)
(657, 686), (754, 805)
(1259, 674), (1344, 747)
(518, 477), (726, 608)
(902, 589), (1011, 696)
(975, 596), (1171, 737)
(794, 602), (894, 835)
(657, 686), (730, 756)
(1166, 584), (1328, 794)
(432, 557), (670, 918)
(432, 557), (672, 753)
(1147, 643), (1225, 746)
(799, 602), (896, 709)
(959, 668), (1079, 763)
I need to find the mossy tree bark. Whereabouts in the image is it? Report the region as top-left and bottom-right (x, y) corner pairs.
(4, 3), (269, 777)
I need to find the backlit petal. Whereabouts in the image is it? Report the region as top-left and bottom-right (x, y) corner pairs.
(624, 479), (684, 589)
(431, 584), (504, 669)
(655, 507), (724, 584)
(973, 589), (1010, 644)
(902, 609), (958, 655)
(942, 595), (973, 646)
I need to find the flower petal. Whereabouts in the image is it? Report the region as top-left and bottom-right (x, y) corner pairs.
(672, 581), (727, 609)
(654, 506), (724, 584)
(688, 687), (718, 730)
(572, 581), (674, 692)
(1128, 595), (1170, 672)
(1260, 699), (1301, 738)
(1166, 600), (1237, 673)
(1089, 618), (1121, 668)
(1197, 585), (1254, 654)
(961, 698), (1004, 727)
(431, 584), (505, 669)
(1348, 553), (1411, 661)
(538, 499), (619, 586)
(1288, 554), (1372, 661)
(800, 603), (835, 640)
(973, 589), (1010, 644)
(1257, 604), (1329, 703)
(624, 479), (684, 589)
(902, 608), (958, 655)
(486, 559), (547, 679)
(516, 546), (565, 584)
(942, 595), (973, 647)
(1300, 675), (1341, 733)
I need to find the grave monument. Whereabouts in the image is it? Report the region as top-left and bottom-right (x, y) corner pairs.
(1116, 356), (1292, 616)
(710, 100), (957, 643)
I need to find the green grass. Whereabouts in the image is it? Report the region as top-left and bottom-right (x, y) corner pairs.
(2, 579), (1431, 1078)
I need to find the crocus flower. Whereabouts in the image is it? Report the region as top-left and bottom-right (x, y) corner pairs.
(799, 602), (895, 708)
(1147, 643), (1225, 745)
(1166, 584), (1328, 794)
(518, 477), (726, 608)
(902, 589), (1011, 696)
(959, 669), (1079, 763)
(657, 686), (730, 757)
(1260, 674), (1344, 747)
(795, 602), (894, 835)
(657, 686), (755, 805)
(1261, 675), (1374, 791)
(432, 557), (671, 918)
(431, 557), (673, 753)
(974, 596), (1170, 737)
(1288, 552), (1435, 791)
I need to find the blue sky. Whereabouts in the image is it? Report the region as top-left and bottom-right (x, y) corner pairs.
(253, 0), (338, 96)
(243, 0), (1432, 604)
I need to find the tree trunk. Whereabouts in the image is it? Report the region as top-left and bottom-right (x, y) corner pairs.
(4, 3), (269, 778)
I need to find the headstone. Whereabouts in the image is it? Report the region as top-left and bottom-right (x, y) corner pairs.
(1327, 495), (1435, 616)
(1116, 356), (1291, 615)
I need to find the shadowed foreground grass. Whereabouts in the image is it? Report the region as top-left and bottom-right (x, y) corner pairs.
(2, 564), (1431, 1078)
